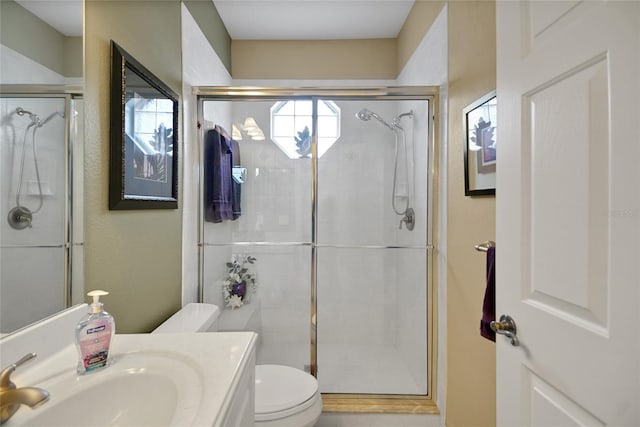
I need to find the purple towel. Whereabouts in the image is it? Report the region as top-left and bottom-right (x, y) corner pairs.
(230, 138), (242, 219)
(480, 246), (496, 342)
(204, 128), (233, 223)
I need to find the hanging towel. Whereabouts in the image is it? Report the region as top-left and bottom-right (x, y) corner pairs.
(480, 246), (496, 342)
(230, 138), (242, 219)
(204, 127), (233, 223)
(214, 125), (242, 220)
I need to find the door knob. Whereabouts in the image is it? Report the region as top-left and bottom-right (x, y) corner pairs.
(490, 315), (519, 346)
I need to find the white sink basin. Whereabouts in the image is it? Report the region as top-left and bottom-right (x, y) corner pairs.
(4, 331), (257, 427)
(29, 372), (180, 426)
(18, 350), (202, 426)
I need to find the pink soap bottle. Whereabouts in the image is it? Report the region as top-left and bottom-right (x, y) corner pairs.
(75, 290), (115, 374)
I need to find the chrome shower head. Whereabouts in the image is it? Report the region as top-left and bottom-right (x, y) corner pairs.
(15, 107), (33, 117)
(15, 107), (40, 126)
(356, 108), (373, 121)
(356, 108), (394, 130)
(14, 108), (64, 128)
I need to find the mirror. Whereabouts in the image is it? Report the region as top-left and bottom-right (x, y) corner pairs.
(109, 41), (179, 210)
(0, 0), (84, 335)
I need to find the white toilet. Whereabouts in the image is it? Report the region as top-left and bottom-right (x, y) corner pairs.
(153, 303), (322, 426)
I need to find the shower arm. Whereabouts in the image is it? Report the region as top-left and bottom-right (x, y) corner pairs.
(391, 110), (414, 130)
(37, 112), (64, 128)
(369, 113), (395, 131)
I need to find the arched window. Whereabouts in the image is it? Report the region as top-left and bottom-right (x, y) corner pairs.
(270, 100), (340, 159)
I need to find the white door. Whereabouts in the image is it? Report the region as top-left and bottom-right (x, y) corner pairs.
(496, 1), (639, 425)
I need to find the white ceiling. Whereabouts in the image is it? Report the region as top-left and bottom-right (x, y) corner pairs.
(213, 0), (415, 40)
(15, 0), (83, 37)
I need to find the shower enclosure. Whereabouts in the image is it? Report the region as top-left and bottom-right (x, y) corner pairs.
(197, 87), (435, 405)
(0, 91), (83, 333)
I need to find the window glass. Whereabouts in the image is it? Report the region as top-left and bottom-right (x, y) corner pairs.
(270, 100), (340, 158)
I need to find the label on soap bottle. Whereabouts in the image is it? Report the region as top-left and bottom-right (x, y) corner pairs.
(79, 322), (112, 372)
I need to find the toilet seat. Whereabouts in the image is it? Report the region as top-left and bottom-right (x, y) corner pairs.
(255, 364), (319, 422)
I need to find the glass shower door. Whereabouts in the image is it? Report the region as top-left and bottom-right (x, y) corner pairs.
(316, 99), (430, 395)
(201, 100), (312, 369)
(0, 96), (69, 332)
(198, 93), (433, 398)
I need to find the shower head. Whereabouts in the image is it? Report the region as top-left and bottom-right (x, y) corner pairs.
(355, 108), (394, 130)
(15, 107), (34, 117)
(14, 107), (40, 128)
(14, 108), (64, 128)
(356, 108), (373, 121)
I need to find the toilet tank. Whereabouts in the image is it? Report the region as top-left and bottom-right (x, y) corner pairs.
(152, 303), (220, 334)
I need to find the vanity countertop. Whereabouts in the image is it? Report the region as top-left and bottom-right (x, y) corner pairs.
(1, 305), (257, 426)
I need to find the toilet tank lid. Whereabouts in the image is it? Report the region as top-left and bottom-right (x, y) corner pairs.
(152, 303), (220, 334)
(255, 364), (318, 415)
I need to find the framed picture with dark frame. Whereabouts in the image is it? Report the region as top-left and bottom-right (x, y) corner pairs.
(109, 40), (179, 210)
(463, 90), (496, 196)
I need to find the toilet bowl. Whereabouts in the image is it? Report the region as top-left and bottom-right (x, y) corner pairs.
(153, 303), (322, 427)
(254, 364), (322, 427)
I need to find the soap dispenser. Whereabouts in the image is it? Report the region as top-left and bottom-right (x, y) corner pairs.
(75, 290), (115, 374)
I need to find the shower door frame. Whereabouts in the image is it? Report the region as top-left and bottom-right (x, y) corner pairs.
(0, 85), (82, 312)
(195, 86), (439, 414)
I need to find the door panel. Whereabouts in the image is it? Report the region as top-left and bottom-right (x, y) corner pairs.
(525, 369), (604, 427)
(522, 55), (609, 330)
(497, 1), (639, 425)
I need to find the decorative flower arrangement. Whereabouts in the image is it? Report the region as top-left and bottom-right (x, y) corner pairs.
(223, 254), (257, 309)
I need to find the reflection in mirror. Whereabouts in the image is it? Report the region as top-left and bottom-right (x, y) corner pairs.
(109, 41), (179, 210)
(0, 0), (83, 335)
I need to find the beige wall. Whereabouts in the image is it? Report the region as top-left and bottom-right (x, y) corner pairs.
(446, 2), (496, 426)
(231, 39), (397, 79)
(84, 0), (183, 333)
(0, 0), (81, 77)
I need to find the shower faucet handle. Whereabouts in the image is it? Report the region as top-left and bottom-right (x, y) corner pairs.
(7, 207), (32, 230)
(398, 208), (416, 231)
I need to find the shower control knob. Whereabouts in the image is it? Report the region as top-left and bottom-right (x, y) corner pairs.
(7, 206), (32, 230)
(399, 208), (415, 231)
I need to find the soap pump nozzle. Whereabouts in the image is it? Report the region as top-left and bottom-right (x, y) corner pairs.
(87, 290), (108, 314)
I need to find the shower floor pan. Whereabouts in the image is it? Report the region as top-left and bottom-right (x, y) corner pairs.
(259, 342), (425, 396)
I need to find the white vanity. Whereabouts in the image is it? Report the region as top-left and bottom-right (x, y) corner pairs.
(0, 305), (257, 426)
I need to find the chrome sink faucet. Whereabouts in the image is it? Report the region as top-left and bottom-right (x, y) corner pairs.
(0, 353), (49, 424)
